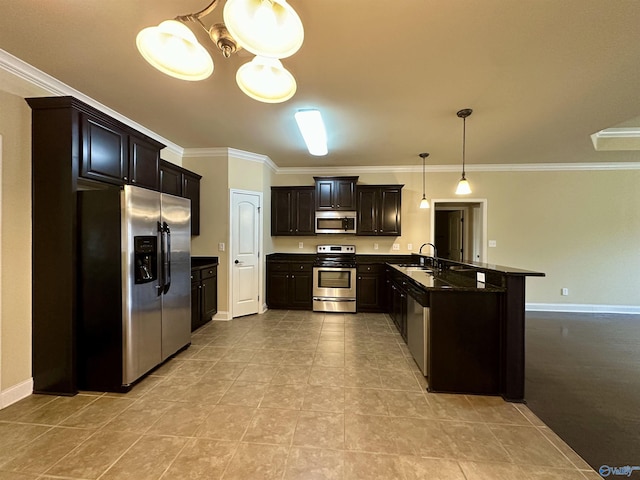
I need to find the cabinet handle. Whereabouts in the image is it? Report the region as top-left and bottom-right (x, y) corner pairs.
(300, 265), (304, 270)
(292, 275), (295, 279)
(123, 176), (128, 181)
(358, 276), (362, 280)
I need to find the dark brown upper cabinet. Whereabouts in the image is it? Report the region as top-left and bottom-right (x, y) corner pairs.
(356, 185), (403, 236)
(129, 134), (160, 190)
(80, 114), (128, 186)
(314, 176), (358, 211)
(159, 160), (202, 235)
(271, 186), (316, 236)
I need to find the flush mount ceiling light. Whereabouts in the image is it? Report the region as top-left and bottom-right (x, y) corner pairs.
(136, 0), (304, 103)
(418, 152), (430, 209)
(455, 108), (473, 195)
(295, 109), (328, 156)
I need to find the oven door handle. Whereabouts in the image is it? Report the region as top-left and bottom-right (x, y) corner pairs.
(313, 297), (357, 302)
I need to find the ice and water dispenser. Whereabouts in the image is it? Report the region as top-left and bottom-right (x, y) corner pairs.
(134, 236), (157, 284)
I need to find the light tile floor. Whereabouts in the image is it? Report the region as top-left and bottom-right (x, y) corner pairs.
(0, 311), (601, 480)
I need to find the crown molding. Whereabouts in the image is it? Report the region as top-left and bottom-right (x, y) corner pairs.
(271, 162), (640, 175)
(0, 48), (183, 158)
(182, 147), (278, 171)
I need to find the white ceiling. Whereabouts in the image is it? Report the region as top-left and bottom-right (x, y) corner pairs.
(1, 0), (640, 168)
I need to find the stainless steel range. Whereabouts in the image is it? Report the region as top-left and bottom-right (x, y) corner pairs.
(313, 245), (357, 313)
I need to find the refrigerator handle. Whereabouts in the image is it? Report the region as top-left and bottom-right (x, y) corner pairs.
(162, 221), (172, 294)
(156, 222), (164, 296)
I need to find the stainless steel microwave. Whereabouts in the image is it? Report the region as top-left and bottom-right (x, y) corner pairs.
(315, 211), (357, 234)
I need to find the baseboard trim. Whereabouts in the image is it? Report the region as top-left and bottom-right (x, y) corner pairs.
(212, 311), (232, 321)
(0, 377), (33, 409)
(526, 303), (640, 315)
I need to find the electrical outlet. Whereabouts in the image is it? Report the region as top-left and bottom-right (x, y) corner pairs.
(392, 243), (400, 251)
(407, 243), (413, 251)
(218, 242), (225, 252)
(477, 272), (486, 283)
(298, 242), (304, 249)
(489, 240), (497, 247)
(561, 288), (569, 296)
(374, 243), (379, 250)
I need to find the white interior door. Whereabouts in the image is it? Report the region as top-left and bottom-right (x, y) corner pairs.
(231, 190), (261, 318)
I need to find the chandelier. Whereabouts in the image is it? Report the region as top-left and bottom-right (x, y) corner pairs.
(136, 0), (304, 103)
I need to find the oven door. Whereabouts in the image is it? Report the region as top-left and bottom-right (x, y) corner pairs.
(313, 265), (357, 312)
(313, 266), (356, 299)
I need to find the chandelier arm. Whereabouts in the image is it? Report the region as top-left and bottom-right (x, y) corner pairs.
(176, 0), (220, 22)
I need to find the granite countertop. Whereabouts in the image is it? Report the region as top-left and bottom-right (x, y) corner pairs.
(387, 263), (505, 293)
(410, 253), (545, 277)
(191, 256), (219, 269)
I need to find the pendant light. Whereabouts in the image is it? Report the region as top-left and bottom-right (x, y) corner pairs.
(418, 152), (430, 209)
(455, 108), (473, 195)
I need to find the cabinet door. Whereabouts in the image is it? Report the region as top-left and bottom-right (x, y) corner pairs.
(335, 179), (356, 210)
(289, 270), (313, 309)
(378, 188), (402, 235)
(315, 179), (335, 210)
(356, 187), (378, 235)
(201, 274), (217, 320)
(271, 188), (294, 235)
(356, 264), (385, 312)
(266, 263), (290, 308)
(129, 135), (160, 190)
(81, 114), (127, 185)
(160, 162), (183, 196)
(293, 188), (316, 235)
(183, 173), (201, 236)
(191, 281), (201, 332)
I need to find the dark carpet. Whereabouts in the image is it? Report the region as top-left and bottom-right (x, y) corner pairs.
(525, 311), (640, 478)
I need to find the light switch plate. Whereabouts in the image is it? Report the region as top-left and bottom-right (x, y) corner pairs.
(392, 243), (400, 251)
(488, 240), (497, 247)
(298, 242), (304, 249)
(218, 242), (225, 251)
(374, 243), (379, 250)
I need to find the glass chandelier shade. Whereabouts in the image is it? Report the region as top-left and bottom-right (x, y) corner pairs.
(136, 20), (214, 81)
(236, 56), (297, 103)
(223, 0), (304, 58)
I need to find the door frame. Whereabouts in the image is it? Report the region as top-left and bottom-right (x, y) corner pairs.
(430, 198), (488, 263)
(228, 189), (264, 318)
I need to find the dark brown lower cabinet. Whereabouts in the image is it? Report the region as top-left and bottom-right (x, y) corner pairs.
(356, 263), (387, 312)
(266, 260), (313, 309)
(191, 264), (217, 331)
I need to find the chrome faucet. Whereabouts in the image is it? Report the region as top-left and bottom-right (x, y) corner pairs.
(419, 243), (438, 269)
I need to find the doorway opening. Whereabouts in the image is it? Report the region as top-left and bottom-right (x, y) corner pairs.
(430, 199), (487, 263)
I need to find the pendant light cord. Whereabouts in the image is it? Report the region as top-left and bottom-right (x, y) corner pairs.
(461, 116), (466, 178)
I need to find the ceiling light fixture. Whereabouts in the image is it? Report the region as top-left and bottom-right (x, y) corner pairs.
(135, 0), (304, 103)
(455, 108), (473, 195)
(418, 152), (430, 209)
(295, 109), (328, 156)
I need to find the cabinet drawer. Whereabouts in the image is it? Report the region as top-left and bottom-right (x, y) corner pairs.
(201, 267), (216, 279)
(268, 262), (289, 272)
(357, 263), (383, 273)
(292, 263), (312, 272)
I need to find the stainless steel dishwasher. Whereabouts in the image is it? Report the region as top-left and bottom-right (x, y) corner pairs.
(406, 284), (430, 377)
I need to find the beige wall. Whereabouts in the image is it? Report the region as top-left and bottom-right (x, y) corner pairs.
(269, 169), (640, 308)
(182, 153), (230, 316)
(0, 90), (33, 393)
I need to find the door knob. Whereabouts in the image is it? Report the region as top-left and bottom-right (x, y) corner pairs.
(234, 259), (239, 264)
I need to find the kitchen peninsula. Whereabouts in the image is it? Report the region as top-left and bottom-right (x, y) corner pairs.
(266, 251), (543, 402)
(388, 255), (544, 402)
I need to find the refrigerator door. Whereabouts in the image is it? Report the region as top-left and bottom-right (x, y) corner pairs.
(161, 192), (191, 360)
(122, 186), (163, 385)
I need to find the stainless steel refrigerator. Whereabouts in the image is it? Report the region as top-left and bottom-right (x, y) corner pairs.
(78, 185), (191, 392)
